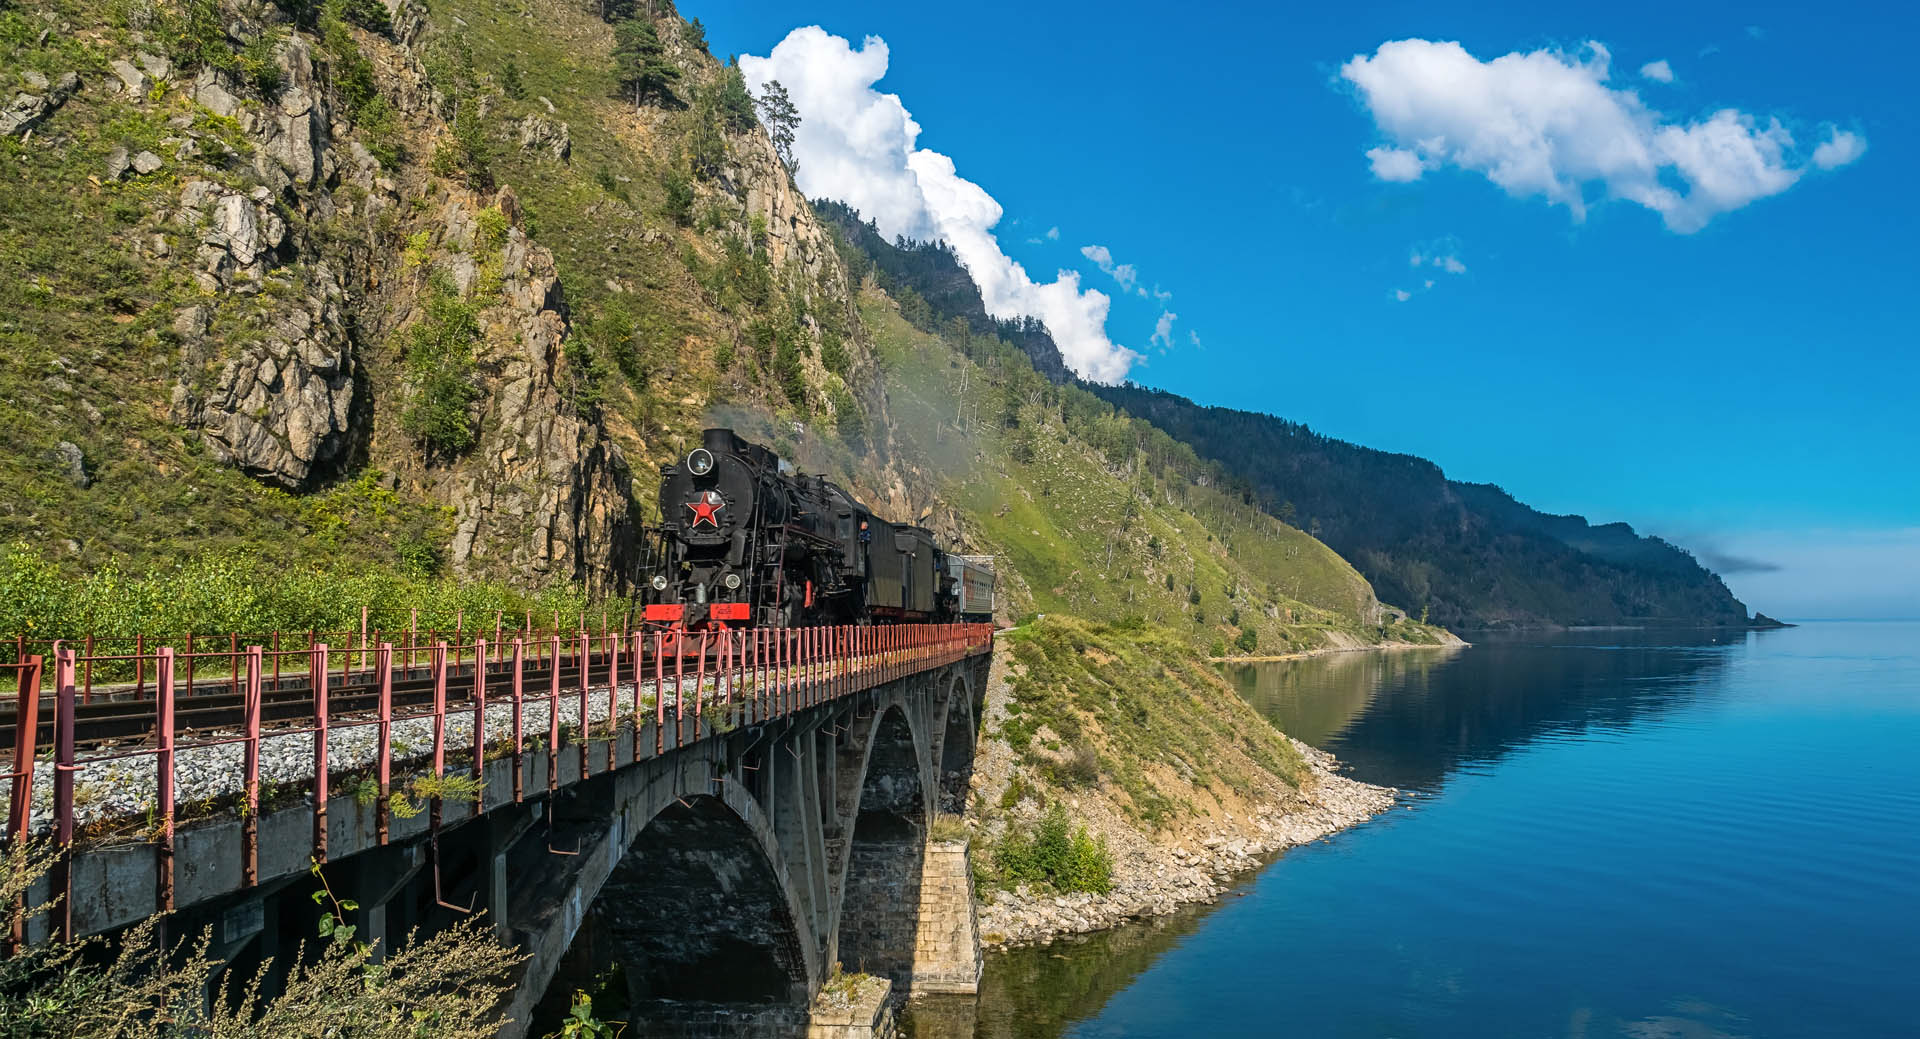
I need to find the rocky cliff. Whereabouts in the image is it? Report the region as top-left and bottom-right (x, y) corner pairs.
(0, 0), (888, 591)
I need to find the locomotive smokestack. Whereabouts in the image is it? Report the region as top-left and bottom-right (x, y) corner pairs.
(702, 428), (739, 455)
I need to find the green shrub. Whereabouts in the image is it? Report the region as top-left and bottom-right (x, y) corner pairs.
(1234, 627), (1258, 654)
(400, 273), (483, 456)
(662, 170), (694, 225)
(991, 803), (1113, 894)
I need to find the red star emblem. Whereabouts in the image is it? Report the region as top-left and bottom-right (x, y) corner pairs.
(686, 491), (724, 528)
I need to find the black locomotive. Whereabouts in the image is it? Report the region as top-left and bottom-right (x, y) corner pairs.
(640, 428), (994, 630)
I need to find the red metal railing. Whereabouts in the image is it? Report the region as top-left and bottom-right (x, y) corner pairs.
(1, 622), (992, 947)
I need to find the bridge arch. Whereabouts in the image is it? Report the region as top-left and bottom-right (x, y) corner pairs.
(832, 701), (930, 981)
(552, 787), (817, 1036)
(934, 670), (978, 813)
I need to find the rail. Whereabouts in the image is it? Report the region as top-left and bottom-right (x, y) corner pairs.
(2, 622), (993, 948)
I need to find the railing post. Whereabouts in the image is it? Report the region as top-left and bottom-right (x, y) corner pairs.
(694, 631), (709, 735)
(312, 644), (329, 864)
(5, 654), (41, 954)
(577, 631), (590, 780)
(7, 656), (43, 847)
(653, 631), (665, 756)
(511, 638), (525, 804)
(548, 634), (561, 795)
(431, 642), (448, 783)
(473, 638), (488, 783)
(156, 649), (176, 913)
(606, 632), (619, 772)
(674, 631), (686, 748)
(630, 630), (645, 753)
(430, 641), (448, 833)
(376, 643), (393, 846)
(242, 645), (262, 889)
(51, 646), (76, 941)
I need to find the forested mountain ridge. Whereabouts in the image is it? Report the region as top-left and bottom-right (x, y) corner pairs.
(810, 204), (1758, 629)
(1089, 385), (1756, 630)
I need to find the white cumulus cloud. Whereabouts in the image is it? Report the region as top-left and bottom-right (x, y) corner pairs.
(1150, 311), (1177, 350)
(741, 28), (1140, 382)
(1080, 244), (1139, 292)
(1640, 59), (1674, 83)
(1812, 129), (1867, 169)
(1367, 146), (1426, 182)
(1340, 39), (1865, 232)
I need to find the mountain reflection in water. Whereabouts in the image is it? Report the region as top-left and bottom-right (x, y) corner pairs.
(905, 624), (1920, 1039)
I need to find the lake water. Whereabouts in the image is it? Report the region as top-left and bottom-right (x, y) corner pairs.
(908, 622), (1920, 1038)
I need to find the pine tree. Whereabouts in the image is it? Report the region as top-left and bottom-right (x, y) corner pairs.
(612, 18), (678, 109)
(755, 79), (800, 174)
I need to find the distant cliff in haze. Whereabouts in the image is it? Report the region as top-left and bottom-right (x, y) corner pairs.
(1087, 385), (1756, 630)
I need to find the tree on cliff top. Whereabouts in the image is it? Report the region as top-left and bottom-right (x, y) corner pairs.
(612, 18), (678, 109)
(755, 79), (800, 175)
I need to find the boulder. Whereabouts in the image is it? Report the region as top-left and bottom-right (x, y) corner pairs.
(111, 59), (146, 95)
(517, 115), (570, 162)
(1, 71), (79, 138)
(48, 441), (88, 489)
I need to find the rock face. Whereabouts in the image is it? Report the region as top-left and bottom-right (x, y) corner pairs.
(171, 280), (358, 489)
(168, 168), (359, 489)
(407, 194), (635, 593)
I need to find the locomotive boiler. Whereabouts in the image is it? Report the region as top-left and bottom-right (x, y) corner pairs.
(640, 428), (994, 631)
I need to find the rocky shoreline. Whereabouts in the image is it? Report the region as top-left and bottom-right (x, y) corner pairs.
(974, 739), (1396, 949)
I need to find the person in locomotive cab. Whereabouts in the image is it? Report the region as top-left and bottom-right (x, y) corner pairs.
(859, 520), (872, 544)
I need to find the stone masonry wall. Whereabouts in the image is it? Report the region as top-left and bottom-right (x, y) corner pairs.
(835, 824), (924, 981)
(908, 841), (983, 993)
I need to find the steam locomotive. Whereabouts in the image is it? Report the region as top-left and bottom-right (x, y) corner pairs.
(639, 428), (995, 631)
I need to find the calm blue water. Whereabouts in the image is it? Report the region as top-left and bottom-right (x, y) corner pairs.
(913, 621), (1920, 1039)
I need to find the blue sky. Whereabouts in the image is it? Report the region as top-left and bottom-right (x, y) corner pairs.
(701, 1), (1917, 618)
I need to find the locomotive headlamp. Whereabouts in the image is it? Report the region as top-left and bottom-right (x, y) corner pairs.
(686, 448), (715, 476)
(650, 574), (669, 591)
(723, 573), (742, 590)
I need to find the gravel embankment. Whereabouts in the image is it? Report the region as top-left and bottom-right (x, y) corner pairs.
(974, 741), (1394, 947)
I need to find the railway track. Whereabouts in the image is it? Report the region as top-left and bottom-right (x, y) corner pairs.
(0, 648), (747, 752)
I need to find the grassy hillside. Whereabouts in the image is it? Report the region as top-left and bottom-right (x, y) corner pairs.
(859, 285), (1448, 653)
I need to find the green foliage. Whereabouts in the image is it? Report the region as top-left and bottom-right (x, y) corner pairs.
(400, 273), (483, 457)
(683, 16), (708, 54)
(662, 169), (695, 225)
(331, 0), (392, 33)
(755, 78), (799, 172)
(713, 62), (756, 133)
(0, 850), (521, 1038)
(611, 17), (677, 107)
(550, 991), (622, 1039)
(0, 542), (628, 667)
(475, 205), (510, 252)
(774, 328), (806, 407)
(500, 58), (525, 100)
(1234, 626), (1258, 654)
(990, 803), (1113, 894)
(435, 104), (493, 188)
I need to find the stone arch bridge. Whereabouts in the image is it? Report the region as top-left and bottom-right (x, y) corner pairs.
(6, 625), (994, 1038)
